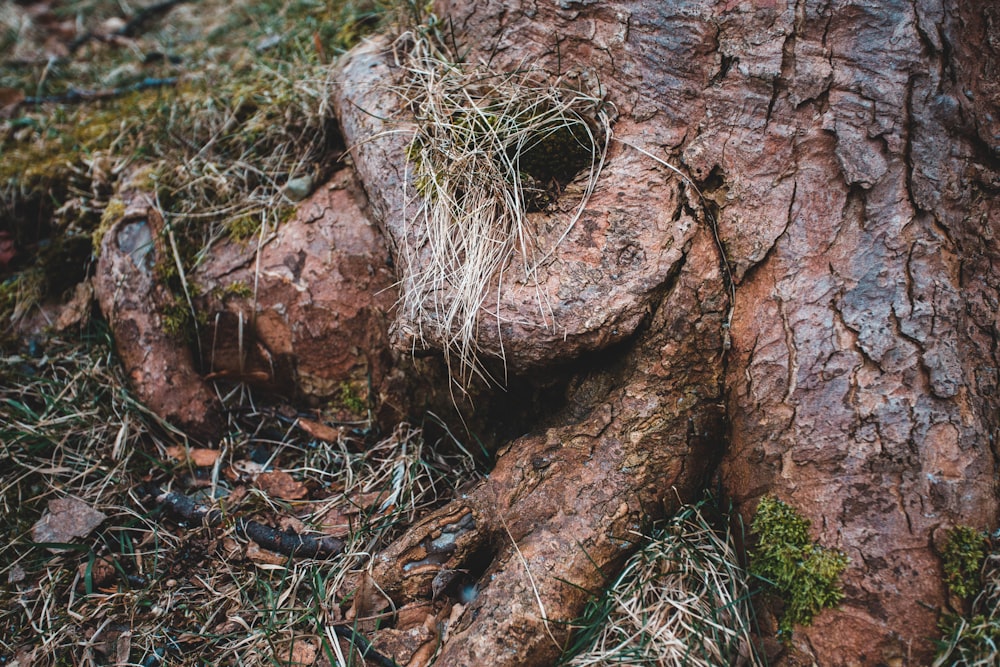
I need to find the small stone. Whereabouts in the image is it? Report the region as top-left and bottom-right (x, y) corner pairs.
(284, 175), (314, 202)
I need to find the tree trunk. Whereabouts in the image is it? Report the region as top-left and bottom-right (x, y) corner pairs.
(332, 1), (1000, 665)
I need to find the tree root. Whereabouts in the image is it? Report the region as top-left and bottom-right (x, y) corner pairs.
(366, 229), (728, 666)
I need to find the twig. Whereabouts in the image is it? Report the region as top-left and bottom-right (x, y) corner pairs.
(21, 77), (178, 107)
(140, 484), (345, 558)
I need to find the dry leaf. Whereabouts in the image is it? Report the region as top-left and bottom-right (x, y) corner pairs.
(55, 279), (94, 331)
(296, 417), (343, 442)
(99, 17), (127, 35)
(231, 460), (267, 477)
(7, 564), (26, 585)
(347, 572), (391, 625)
(246, 541), (286, 565)
(283, 639), (318, 666)
(32, 497), (107, 549)
(77, 557), (117, 590)
(165, 446), (222, 467)
(277, 515), (306, 533)
(310, 504), (352, 538)
(0, 87), (24, 118)
(372, 625), (435, 667)
(395, 602), (438, 631)
(115, 630), (132, 666)
(190, 449), (222, 467)
(255, 471), (309, 500)
(407, 638), (438, 667)
(8, 647), (36, 667)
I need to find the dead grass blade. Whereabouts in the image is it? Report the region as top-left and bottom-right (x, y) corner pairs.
(393, 26), (611, 387)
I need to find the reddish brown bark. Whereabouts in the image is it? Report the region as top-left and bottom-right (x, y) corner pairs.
(191, 169), (407, 421)
(334, 1), (1000, 665)
(92, 1), (1000, 664)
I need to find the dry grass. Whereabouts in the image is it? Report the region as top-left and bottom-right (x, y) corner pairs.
(562, 500), (763, 667)
(393, 25), (611, 387)
(0, 329), (480, 666)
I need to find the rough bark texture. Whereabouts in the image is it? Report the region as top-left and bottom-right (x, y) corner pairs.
(194, 170), (397, 398)
(91, 0), (1000, 664)
(334, 1), (1000, 665)
(191, 169), (417, 424)
(189, 168), (548, 437)
(369, 227), (727, 665)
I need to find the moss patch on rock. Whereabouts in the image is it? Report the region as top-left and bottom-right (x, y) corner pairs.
(749, 495), (849, 637)
(941, 525), (989, 600)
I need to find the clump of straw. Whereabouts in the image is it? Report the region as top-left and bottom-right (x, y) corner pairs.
(395, 26), (611, 387)
(563, 501), (763, 667)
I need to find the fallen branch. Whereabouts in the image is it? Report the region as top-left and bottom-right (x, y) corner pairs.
(140, 484), (345, 559)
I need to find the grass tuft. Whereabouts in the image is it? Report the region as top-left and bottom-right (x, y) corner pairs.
(562, 499), (763, 667)
(934, 531), (1000, 666)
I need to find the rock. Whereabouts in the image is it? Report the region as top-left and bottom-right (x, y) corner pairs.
(32, 497), (106, 549)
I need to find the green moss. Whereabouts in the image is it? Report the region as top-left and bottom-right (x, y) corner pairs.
(161, 298), (192, 339)
(942, 525), (989, 600)
(749, 495), (849, 637)
(213, 281), (254, 300)
(339, 381), (367, 414)
(93, 198), (127, 257)
(225, 214), (263, 242)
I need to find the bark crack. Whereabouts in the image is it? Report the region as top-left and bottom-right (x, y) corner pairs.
(778, 296), (798, 404)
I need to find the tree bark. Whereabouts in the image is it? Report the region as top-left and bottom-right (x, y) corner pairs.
(333, 1), (1000, 665)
